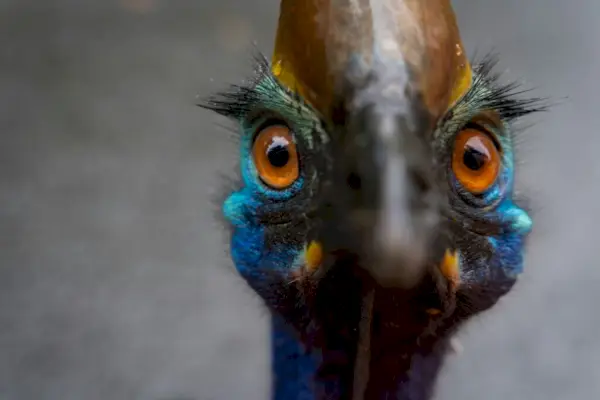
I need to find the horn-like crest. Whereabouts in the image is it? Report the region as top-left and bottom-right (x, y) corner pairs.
(272, 0), (472, 119)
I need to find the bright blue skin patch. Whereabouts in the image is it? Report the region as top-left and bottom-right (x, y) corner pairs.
(271, 314), (321, 400)
(223, 189), (301, 280)
(482, 131), (532, 278)
(485, 199), (533, 277)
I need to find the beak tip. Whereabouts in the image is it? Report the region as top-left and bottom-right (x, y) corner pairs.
(366, 238), (428, 289)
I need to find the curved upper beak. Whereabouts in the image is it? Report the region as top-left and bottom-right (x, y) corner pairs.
(272, 0), (472, 289)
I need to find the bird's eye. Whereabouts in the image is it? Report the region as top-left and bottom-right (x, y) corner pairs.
(451, 128), (501, 194)
(252, 124), (299, 189)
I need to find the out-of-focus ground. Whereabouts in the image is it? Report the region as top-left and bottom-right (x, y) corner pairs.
(0, 0), (598, 399)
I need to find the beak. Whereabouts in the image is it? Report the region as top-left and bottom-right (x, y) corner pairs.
(271, 0), (472, 289)
(336, 64), (440, 289)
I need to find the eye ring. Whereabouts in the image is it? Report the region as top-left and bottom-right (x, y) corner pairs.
(451, 127), (501, 194)
(252, 124), (300, 189)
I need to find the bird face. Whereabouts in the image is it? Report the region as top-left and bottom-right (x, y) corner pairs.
(204, 0), (543, 329)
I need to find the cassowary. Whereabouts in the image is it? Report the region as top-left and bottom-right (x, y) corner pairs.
(201, 0), (545, 399)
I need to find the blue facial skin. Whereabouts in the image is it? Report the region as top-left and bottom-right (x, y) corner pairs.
(214, 57), (539, 399)
(221, 77), (327, 399)
(222, 76), (313, 287)
(225, 187), (320, 399)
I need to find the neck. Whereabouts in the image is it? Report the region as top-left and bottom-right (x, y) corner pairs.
(269, 268), (459, 400)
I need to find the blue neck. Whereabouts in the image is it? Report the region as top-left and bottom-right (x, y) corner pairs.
(271, 313), (333, 399)
(269, 290), (453, 400)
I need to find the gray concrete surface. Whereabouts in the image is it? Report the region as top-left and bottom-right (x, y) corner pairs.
(0, 0), (598, 399)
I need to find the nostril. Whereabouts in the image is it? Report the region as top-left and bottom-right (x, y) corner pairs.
(410, 168), (430, 194)
(346, 172), (362, 191)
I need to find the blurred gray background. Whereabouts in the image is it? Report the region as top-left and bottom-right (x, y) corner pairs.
(0, 0), (598, 399)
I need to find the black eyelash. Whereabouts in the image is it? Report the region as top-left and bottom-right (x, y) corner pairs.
(199, 50), (550, 127)
(197, 52), (276, 120)
(464, 52), (550, 121)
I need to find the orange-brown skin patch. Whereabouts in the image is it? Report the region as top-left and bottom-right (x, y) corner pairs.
(305, 241), (324, 274)
(440, 249), (460, 290)
(272, 0), (472, 119)
(289, 241), (324, 284)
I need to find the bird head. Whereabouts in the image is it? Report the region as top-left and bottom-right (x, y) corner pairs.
(203, 0), (543, 336)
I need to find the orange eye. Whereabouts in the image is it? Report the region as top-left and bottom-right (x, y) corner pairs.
(252, 125), (299, 189)
(451, 128), (501, 194)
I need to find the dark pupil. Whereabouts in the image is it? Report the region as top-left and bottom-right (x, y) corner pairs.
(463, 145), (488, 171)
(267, 144), (289, 168)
